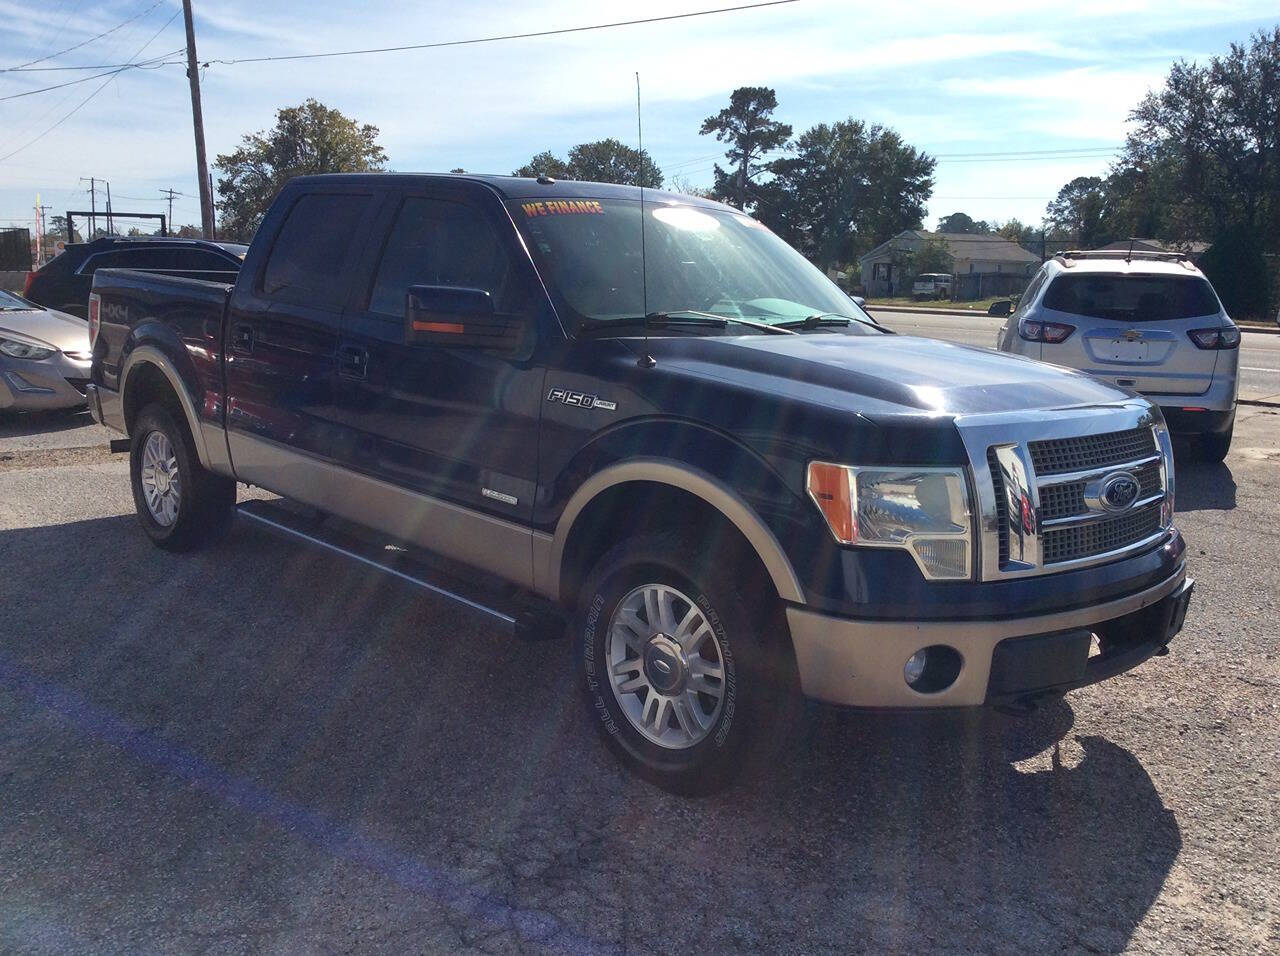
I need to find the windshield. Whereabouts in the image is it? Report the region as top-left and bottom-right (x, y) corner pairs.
(510, 199), (876, 333)
(0, 289), (37, 311)
(1042, 273), (1221, 322)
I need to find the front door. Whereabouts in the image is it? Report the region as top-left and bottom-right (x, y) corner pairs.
(331, 186), (552, 580)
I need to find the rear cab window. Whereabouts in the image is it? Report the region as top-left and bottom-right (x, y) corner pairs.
(1042, 273), (1221, 321)
(261, 193), (373, 310)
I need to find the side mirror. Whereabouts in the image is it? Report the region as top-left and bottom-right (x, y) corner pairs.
(405, 284), (522, 352)
(850, 295), (866, 308)
(988, 299), (1013, 317)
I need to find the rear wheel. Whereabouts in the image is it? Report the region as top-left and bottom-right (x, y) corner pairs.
(574, 531), (798, 794)
(130, 403), (234, 551)
(1195, 426), (1232, 463)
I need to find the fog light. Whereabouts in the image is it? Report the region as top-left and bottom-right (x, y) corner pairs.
(904, 649), (929, 685)
(903, 644), (964, 693)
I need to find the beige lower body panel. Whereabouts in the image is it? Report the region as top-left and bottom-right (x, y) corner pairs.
(787, 564), (1186, 708)
(228, 431), (536, 590)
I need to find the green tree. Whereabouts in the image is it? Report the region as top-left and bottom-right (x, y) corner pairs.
(45, 215), (81, 243)
(699, 86), (792, 210)
(214, 99), (388, 240)
(1124, 26), (1280, 245)
(513, 140), (661, 186)
(896, 235), (952, 284)
(512, 150), (572, 179)
(1045, 176), (1112, 247)
(936, 212), (990, 234)
(174, 224), (203, 238)
(758, 119), (934, 271)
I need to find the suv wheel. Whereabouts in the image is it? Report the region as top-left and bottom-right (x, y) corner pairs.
(130, 403), (235, 551)
(1196, 426), (1232, 464)
(574, 531), (797, 794)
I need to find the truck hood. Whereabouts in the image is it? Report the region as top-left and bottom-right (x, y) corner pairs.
(640, 333), (1133, 417)
(0, 306), (90, 354)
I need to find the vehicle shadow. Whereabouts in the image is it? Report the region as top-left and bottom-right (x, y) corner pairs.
(0, 514), (1180, 953)
(0, 407), (96, 437)
(1172, 446), (1237, 511)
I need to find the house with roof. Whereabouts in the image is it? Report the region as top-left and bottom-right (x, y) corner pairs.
(858, 230), (1040, 300)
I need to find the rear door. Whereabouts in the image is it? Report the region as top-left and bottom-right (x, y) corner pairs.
(223, 187), (380, 483)
(1037, 271), (1223, 395)
(332, 184), (549, 526)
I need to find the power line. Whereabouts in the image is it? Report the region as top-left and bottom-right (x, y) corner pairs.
(201, 1), (801, 67)
(0, 9), (180, 164)
(930, 145), (1121, 158)
(2, 0), (169, 72)
(0, 50), (183, 102)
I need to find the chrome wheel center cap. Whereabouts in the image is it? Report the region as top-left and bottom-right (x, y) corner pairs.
(154, 467), (172, 495)
(643, 635), (686, 694)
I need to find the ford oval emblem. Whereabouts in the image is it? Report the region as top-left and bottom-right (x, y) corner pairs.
(1099, 472), (1140, 513)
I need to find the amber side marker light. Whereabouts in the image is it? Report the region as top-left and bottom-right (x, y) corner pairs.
(413, 321), (465, 334)
(807, 461), (855, 543)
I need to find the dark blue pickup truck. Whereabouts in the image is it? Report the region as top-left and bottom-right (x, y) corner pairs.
(86, 174), (1192, 792)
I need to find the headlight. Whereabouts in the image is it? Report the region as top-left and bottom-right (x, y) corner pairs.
(807, 462), (973, 580)
(0, 338), (56, 360)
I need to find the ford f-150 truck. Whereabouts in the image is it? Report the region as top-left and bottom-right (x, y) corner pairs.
(87, 174), (1193, 792)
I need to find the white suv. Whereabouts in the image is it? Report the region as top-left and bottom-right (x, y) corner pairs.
(997, 250), (1239, 461)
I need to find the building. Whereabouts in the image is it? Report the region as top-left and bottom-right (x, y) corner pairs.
(858, 230), (1039, 300)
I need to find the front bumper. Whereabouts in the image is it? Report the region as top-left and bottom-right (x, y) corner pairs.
(0, 353), (90, 412)
(787, 564), (1190, 708)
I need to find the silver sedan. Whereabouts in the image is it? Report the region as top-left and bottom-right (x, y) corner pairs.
(0, 289), (92, 414)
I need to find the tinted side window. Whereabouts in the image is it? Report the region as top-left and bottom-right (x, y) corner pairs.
(1013, 267), (1049, 318)
(261, 193), (372, 309)
(1042, 274), (1220, 321)
(368, 198), (514, 317)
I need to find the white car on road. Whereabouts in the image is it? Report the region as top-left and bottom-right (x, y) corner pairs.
(997, 250), (1239, 461)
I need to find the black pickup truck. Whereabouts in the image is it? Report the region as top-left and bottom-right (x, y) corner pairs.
(87, 174), (1193, 792)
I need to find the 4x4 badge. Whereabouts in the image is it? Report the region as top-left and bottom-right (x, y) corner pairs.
(546, 387), (616, 411)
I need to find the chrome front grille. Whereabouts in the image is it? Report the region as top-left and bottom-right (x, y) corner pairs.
(979, 419), (1172, 579)
(1041, 502), (1163, 565)
(1028, 427), (1156, 476)
(1036, 460), (1163, 523)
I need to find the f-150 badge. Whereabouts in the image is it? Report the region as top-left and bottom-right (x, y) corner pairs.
(547, 387), (616, 411)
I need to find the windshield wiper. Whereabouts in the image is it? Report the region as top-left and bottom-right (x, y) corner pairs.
(580, 311), (794, 336)
(775, 311), (889, 333)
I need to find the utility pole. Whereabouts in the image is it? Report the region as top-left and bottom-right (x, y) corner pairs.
(80, 177), (97, 236)
(35, 201), (52, 265)
(182, 0), (214, 239)
(105, 179), (113, 234)
(160, 188), (179, 235)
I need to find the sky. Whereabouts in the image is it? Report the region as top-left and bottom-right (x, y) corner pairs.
(1, 0), (1277, 242)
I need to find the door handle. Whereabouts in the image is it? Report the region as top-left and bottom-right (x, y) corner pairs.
(338, 344), (368, 379)
(232, 324), (254, 353)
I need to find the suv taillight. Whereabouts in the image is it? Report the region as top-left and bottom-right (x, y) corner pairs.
(22, 271), (34, 296)
(1187, 326), (1240, 350)
(1019, 318), (1076, 343)
(87, 293), (100, 349)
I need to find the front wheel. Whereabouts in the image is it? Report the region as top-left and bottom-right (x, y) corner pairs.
(575, 532), (797, 794)
(129, 403), (235, 551)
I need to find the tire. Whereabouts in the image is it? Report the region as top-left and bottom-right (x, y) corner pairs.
(574, 531), (798, 795)
(1195, 427), (1232, 463)
(129, 403), (235, 551)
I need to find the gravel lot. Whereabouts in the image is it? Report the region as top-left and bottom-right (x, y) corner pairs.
(1, 406), (1278, 954)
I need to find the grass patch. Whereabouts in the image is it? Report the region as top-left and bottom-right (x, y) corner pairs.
(864, 296), (1008, 312)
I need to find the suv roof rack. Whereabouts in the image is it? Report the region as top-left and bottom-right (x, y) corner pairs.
(1055, 243), (1192, 267)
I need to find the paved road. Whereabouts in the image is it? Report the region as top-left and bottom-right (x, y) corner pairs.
(873, 309), (1280, 404)
(2, 406), (1279, 950)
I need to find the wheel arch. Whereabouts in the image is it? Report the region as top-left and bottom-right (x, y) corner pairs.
(120, 345), (214, 469)
(539, 458), (806, 606)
